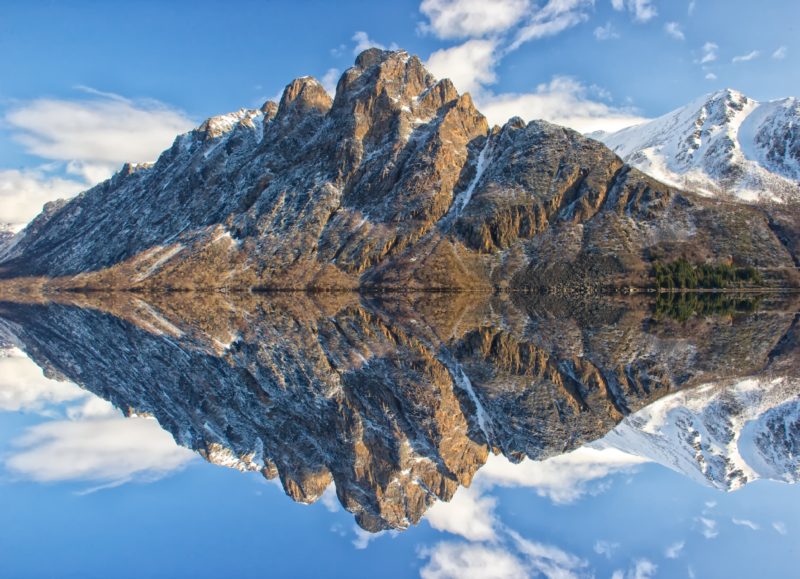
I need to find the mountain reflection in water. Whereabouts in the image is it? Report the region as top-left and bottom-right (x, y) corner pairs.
(0, 291), (797, 533)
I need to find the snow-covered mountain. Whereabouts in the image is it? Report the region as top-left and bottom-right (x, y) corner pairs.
(594, 89), (800, 202)
(595, 377), (800, 490)
(0, 224), (15, 254)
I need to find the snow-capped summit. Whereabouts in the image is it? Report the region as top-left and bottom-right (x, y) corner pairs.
(594, 377), (800, 491)
(594, 89), (800, 202)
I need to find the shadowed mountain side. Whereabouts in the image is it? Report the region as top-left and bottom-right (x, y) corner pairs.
(0, 292), (797, 531)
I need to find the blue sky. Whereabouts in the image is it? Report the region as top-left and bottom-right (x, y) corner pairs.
(0, 0), (798, 227)
(0, 349), (798, 578)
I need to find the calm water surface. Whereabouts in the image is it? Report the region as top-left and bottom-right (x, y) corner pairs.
(0, 292), (797, 578)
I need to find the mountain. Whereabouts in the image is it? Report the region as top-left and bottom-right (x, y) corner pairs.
(0, 51), (797, 290)
(593, 89), (800, 203)
(0, 224), (15, 254)
(0, 291), (797, 530)
(596, 376), (800, 490)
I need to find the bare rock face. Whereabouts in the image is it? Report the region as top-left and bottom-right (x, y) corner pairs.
(0, 50), (796, 290)
(1, 292), (797, 531)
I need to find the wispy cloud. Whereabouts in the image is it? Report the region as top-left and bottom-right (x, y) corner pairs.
(418, 0), (594, 51)
(732, 50), (760, 63)
(419, 0), (635, 134)
(772, 521), (788, 535)
(705, 72), (717, 80)
(0, 348), (87, 411)
(664, 540), (685, 559)
(0, 168), (86, 229)
(352, 526), (388, 549)
(611, 559), (658, 579)
(320, 68), (341, 97)
(426, 39), (499, 94)
(772, 46), (788, 60)
(6, 406), (196, 485)
(594, 21), (620, 41)
(696, 516), (719, 539)
(664, 21), (685, 40)
(6, 92), (193, 175)
(426, 485), (499, 541)
(352, 31), (388, 54)
(478, 76), (648, 133)
(509, 0), (594, 50)
(0, 90), (194, 228)
(698, 41), (718, 63)
(594, 540), (620, 559)
(732, 518), (760, 530)
(418, 0), (531, 39)
(612, 0), (658, 23)
(419, 542), (529, 579)
(688, 0), (697, 15)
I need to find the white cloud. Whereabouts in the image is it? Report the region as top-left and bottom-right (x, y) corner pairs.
(0, 348), (87, 411)
(477, 76), (648, 134)
(705, 72), (717, 81)
(688, 0), (696, 15)
(631, 559), (657, 579)
(613, 0), (658, 23)
(772, 46), (788, 60)
(420, 542), (528, 579)
(473, 447), (647, 504)
(664, 21), (685, 40)
(612, 559), (658, 579)
(594, 21), (620, 41)
(696, 516), (718, 539)
(732, 50), (760, 63)
(351, 31), (389, 55)
(509, 0), (594, 51)
(509, 530), (591, 579)
(1, 91), (194, 228)
(320, 68), (341, 97)
(420, 534), (591, 579)
(319, 482), (340, 512)
(0, 168), (85, 230)
(594, 540), (620, 559)
(732, 518), (760, 530)
(426, 39), (499, 95)
(426, 485), (498, 541)
(698, 41), (718, 63)
(6, 94), (193, 175)
(6, 398), (195, 485)
(352, 525), (387, 549)
(664, 540), (685, 559)
(418, 0), (530, 39)
(772, 521), (788, 535)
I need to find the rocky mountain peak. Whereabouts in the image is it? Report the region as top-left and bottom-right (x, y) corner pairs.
(333, 49), (436, 114)
(194, 108), (263, 141)
(259, 100), (279, 120)
(277, 76), (332, 121)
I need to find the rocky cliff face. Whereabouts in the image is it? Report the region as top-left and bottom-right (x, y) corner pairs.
(1, 292), (796, 530)
(0, 52), (796, 290)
